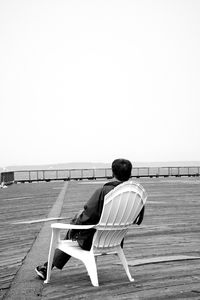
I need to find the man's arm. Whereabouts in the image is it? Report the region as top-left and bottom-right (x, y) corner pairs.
(71, 188), (103, 225)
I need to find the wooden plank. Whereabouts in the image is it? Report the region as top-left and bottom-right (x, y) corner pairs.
(11, 217), (67, 224)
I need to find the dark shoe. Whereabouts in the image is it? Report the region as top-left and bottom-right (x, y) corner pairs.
(35, 265), (47, 280)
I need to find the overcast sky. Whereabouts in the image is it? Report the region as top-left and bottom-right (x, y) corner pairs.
(1, 0), (200, 167)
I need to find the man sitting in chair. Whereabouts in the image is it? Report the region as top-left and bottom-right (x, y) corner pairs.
(35, 158), (145, 280)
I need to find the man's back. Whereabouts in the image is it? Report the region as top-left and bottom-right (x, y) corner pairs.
(69, 181), (122, 250)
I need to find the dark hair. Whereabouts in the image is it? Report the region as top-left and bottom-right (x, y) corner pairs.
(112, 158), (132, 181)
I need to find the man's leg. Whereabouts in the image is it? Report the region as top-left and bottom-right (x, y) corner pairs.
(35, 231), (72, 280)
(35, 249), (71, 280)
(52, 231), (72, 269)
(52, 248), (71, 269)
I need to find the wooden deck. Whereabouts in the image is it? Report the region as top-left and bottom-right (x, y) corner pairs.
(0, 178), (200, 299)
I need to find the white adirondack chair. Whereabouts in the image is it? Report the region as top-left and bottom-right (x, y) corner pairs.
(44, 181), (147, 287)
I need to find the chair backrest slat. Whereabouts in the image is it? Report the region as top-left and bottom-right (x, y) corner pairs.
(92, 181), (147, 251)
(115, 191), (130, 225)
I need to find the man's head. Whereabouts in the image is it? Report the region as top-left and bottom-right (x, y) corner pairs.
(111, 158), (132, 182)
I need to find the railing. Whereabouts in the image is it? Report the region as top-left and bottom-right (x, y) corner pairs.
(12, 168), (112, 183)
(0, 166), (198, 184)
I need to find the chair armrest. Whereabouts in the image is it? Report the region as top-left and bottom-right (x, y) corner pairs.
(51, 223), (96, 230)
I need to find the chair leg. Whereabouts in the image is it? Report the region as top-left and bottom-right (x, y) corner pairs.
(117, 247), (134, 282)
(44, 229), (59, 284)
(84, 255), (99, 287)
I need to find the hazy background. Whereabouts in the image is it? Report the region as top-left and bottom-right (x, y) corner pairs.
(1, 0), (200, 168)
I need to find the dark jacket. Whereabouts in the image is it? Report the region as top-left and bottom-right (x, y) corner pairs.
(68, 181), (145, 250)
